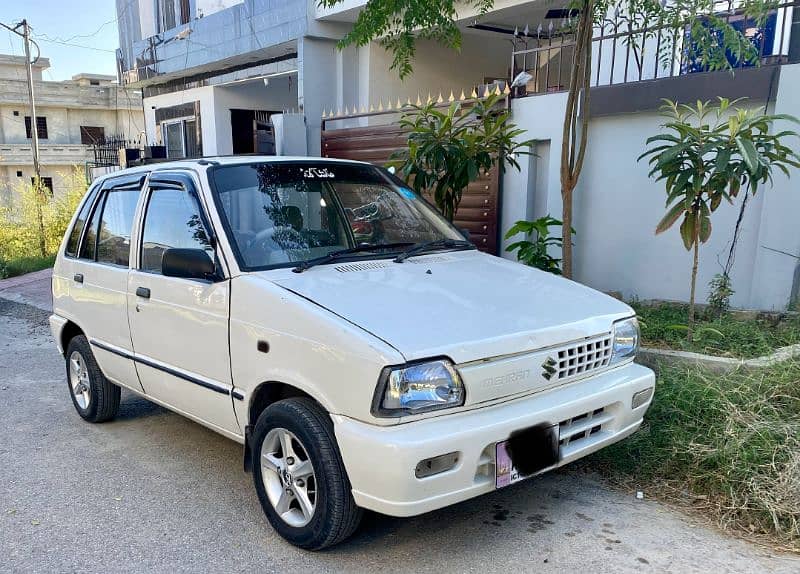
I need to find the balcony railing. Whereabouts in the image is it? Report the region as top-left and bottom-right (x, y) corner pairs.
(510, 0), (798, 97)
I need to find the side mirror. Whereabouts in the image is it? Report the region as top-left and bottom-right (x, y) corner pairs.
(459, 227), (472, 241)
(162, 248), (216, 280)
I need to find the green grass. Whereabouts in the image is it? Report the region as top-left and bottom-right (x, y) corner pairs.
(0, 254), (55, 280)
(588, 362), (800, 550)
(632, 301), (800, 358)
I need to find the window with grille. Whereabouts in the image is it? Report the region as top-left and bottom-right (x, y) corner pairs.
(31, 177), (54, 194)
(25, 116), (48, 139)
(80, 126), (105, 145)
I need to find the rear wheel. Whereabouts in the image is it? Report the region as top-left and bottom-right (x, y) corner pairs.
(65, 335), (120, 423)
(251, 398), (362, 550)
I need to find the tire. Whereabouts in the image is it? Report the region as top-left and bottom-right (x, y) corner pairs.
(64, 335), (121, 423)
(251, 398), (362, 550)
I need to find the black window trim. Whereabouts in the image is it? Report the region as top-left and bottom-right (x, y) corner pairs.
(75, 173), (147, 266)
(137, 171), (224, 281)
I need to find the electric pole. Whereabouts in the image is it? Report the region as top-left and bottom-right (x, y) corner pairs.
(1, 19), (41, 179)
(2, 18), (46, 256)
(21, 20), (41, 180)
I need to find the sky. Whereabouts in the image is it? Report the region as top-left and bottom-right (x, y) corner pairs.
(1, 0), (119, 81)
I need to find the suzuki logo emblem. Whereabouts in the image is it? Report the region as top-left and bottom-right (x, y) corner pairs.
(541, 357), (557, 380)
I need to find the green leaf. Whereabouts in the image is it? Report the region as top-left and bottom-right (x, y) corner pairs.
(679, 213), (696, 251)
(656, 202), (685, 234)
(735, 136), (760, 173)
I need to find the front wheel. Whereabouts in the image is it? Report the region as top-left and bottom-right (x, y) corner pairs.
(251, 398), (362, 550)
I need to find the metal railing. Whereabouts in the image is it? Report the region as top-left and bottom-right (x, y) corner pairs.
(510, 0), (798, 97)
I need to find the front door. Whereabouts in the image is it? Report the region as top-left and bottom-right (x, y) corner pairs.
(127, 172), (239, 435)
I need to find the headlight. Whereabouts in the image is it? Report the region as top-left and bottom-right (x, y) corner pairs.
(610, 316), (639, 365)
(372, 359), (465, 417)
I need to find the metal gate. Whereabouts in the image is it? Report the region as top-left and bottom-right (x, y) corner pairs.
(321, 122), (501, 255)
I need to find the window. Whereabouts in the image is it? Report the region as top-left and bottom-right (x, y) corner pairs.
(141, 187), (213, 274)
(80, 193), (106, 260)
(80, 126), (105, 145)
(31, 177), (54, 194)
(97, 189), (141, 266)
(16, 170), (22, 177)
(163, 121), (184, 158)
(211, 162), (463, 270)
(66, 186), (101, 258)
(162, 119), (200, 159)
(156, 0), (190, 32)
(25, 116), (48, 139)
(89, 80), (100, 86)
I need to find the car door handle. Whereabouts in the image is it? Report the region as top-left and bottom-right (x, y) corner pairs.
(73, 273), (83, 284)
(135, 287), (151, 299)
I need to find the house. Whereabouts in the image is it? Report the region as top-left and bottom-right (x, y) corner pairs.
(0, 54), (144, 203)
(116, 0), (800, 311)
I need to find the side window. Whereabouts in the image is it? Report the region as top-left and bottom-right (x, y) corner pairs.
(97, 189), (141, 267)
(141, 187), (213, 274)
(65, 186), (99, 257)
(79, 192), (106, 261)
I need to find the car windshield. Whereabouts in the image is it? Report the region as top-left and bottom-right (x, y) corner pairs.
(209, 161), (466, 270)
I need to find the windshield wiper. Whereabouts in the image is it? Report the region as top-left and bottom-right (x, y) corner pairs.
(393, 239), (476, 263)
(292, 242), (415, 273)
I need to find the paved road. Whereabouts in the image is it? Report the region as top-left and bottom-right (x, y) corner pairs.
(1, 298), (797, 573)
(0, 269), (52, 312)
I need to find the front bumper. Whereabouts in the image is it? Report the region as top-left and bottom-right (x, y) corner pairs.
(333, 361), (654, 517)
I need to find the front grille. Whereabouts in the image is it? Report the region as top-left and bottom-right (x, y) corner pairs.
(559, 407), (613, 447)
(555, 334), (612, 380)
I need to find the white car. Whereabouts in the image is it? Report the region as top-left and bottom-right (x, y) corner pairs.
(50, 157), (655, 549)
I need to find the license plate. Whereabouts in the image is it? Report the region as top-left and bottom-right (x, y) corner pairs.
(496, 423), (560, 489)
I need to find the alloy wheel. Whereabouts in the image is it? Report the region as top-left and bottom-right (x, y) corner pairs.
(260, 427), (317, 527)
(69, 350), (91, 410)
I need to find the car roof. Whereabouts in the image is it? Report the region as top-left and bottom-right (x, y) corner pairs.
(94, 156), (372, 184)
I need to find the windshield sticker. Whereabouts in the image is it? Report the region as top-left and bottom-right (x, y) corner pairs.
(303, 167), (335, 179)
(399, 187), (416, 200)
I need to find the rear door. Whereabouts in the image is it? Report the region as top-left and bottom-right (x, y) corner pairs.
(127, 172), (239, 435)
(62, 174), (145, 392)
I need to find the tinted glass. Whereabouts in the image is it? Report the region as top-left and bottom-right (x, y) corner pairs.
(79, 193), (106, 260)
(97, 189), (141, 266)
(211, 162), (462, 269)
(65, 187), (98, 257)
(141, 188), (213, 274)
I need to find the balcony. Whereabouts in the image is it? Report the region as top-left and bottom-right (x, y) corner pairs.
(510, 0), (798, 97)
(0, 144), (91, 166)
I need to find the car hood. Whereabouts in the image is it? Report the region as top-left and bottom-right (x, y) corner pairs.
(264, 250), (633, 364)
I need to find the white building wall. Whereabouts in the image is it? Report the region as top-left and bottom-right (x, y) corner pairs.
(502, 63), (800, 311)
(143, 77), (298, 155)
(364, 35), (511, 105)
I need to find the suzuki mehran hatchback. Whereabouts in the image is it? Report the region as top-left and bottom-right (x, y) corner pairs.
(51, 157), (654, 549)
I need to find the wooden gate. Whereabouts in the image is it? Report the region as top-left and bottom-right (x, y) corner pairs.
(321, 123), (500, 255)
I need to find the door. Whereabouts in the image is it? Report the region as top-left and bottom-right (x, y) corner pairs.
(63, 174), (145, 392)
(127, 172), (239, 435)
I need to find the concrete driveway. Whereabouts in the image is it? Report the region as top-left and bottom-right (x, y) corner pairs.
(1, 297), (797, 573)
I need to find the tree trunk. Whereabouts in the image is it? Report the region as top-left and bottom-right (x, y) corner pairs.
(561, 180), (574, 275)
(559, 0), (594, 279)
(687, 221), (700, 341)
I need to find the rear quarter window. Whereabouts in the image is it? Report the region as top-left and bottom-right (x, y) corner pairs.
(65, 186), (100, 258)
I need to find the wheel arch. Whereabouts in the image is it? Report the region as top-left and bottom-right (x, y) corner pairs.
(60, 320), (84, 354)
(243, 380), (330, 473)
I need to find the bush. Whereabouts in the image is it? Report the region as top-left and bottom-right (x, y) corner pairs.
(0, 167), (87, 263)
(589, 363), (800, 549)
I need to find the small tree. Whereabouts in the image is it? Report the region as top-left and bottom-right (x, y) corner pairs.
(639, 98), (800, 338)
(391, 94), (535, 221)
(504, 216), (570, 274)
